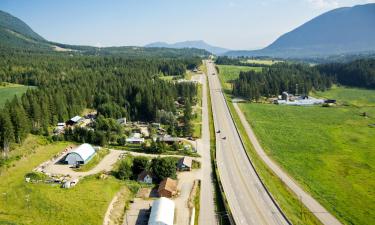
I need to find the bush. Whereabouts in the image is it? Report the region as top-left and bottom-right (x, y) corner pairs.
(151, 157), (177, 182)
(116, 158), (133, 180)
(25, 172), (47, 182)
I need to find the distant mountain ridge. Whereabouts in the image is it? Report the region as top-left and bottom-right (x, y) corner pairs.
(0, 10), (210, 57)
(145, 40), (229, 55)
(225, 3), (375, 58)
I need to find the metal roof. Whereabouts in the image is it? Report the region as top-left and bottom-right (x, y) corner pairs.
(70, 116), (82, 123)
(148, 197), (175, 225)
(68, 143), (96, 162)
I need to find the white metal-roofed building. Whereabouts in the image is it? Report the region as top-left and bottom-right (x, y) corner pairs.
(148, 197), (175, 225)
(65, 143), (96, 165)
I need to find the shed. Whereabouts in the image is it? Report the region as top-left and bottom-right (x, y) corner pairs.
(126, 137), (145, 144)
(66, 116), (82, 126)
(158, 178), (177, 198)
(177, 157), (192, 171)
(148, 197), (175, 225)
(65, 143), (96, 165)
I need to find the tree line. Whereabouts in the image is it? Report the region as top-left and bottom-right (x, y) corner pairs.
(231, 58), (375, 100)
(233, 63), (333, 101)
(318, 59), (375, 89)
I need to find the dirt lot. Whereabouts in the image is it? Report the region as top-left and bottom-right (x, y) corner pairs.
(123, 198), (153, 225)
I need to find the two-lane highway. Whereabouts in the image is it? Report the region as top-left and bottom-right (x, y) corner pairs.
(206, 60), (289, 225)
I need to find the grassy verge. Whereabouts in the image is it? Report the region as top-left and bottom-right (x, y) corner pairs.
(74, 148), (110, 172)
(0, 138), (130, 225)
(207, 72), (232, 225)
(194, 181), (201, 225)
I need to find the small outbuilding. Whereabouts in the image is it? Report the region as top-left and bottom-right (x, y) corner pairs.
(66, 116), (83, 126)
(158, 178), (177, 198)
(148, 197), (175, 225)
(177, 157), (192, 171)
(65, 143), (96, 165)
(126, 137), (145, 144)
(137, 170), (153, 184)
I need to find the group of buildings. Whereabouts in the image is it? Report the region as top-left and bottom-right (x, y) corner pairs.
(273, 91), (335, 106)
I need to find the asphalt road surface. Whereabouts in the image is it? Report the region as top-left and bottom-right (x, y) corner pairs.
(197, 72), (217, 225)
(206, 60), (289, 225)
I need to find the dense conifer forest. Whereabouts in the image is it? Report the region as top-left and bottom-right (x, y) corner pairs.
(0, 50), (201, 157)
(231, 59), (375, 100)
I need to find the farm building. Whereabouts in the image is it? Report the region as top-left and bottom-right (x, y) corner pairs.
(177, 157), (192, 171)
(66, 116), (83, 126)
(158, 178), (177, 198)
(126, 137), (145, 144)
(159, 135), (179, 144)
(137, 170), (153, 184)
(65, 143), (96, 165)
(148, 197), (175, 225)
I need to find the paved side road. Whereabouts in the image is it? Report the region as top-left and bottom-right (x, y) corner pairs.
(233, 102), (342, 225)
(197, 72), (217, 225)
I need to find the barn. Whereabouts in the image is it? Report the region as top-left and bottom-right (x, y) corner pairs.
(65, 143), (96, 165)
(148, 197), (175, 225)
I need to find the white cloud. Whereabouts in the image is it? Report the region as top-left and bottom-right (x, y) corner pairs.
(308, 0), (339, 9)
(308, 0), (375, 9)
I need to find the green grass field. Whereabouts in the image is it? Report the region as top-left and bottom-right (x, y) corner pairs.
(217, 65), (261, 91)
(0, 137), (129, 225)
(238, 87), (375, 225)
(0, 83), (33, 107)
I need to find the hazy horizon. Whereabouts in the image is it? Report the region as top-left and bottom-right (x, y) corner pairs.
(1, 0), (374, 50)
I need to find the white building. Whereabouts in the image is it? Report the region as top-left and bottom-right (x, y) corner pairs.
(65, 143), (96, 165)
(148, 197), (175, 225)
(126, 137), (145, 144)
(137, 170), (153, 184)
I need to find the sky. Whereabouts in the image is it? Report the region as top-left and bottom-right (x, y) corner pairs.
(0, 0), (374, 50)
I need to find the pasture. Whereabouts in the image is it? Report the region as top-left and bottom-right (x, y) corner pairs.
(238, 87), (375, 225)
(0, 137), (129, 225)
(217, 65), (261, 91)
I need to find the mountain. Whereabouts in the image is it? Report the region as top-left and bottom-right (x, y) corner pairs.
(225, 4), (375, 58)
(145, 40), (229, 55)
(0, 10), (53, 50)
(0, 10), (210, 57)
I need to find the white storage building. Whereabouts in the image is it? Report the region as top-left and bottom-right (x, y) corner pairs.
(65, 143), (96, 165)
(148, 197), (175, 225)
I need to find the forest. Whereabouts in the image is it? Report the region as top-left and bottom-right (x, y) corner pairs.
(232, 59), (375, 100)
(232, 63), (333, 100)
(0, 50), (201, 158)
(318, 58), (375, 89)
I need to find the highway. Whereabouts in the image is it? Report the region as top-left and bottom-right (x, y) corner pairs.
(206, 60), (289, 225)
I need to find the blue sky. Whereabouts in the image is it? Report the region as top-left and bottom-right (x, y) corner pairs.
(0, 0), (374, 49)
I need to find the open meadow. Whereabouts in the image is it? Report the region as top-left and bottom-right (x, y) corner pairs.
(217, 65), (261, 91)
(0, 83), (33, 107)
(0, 136), (130, 225)
(238, 87), (375, 225)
